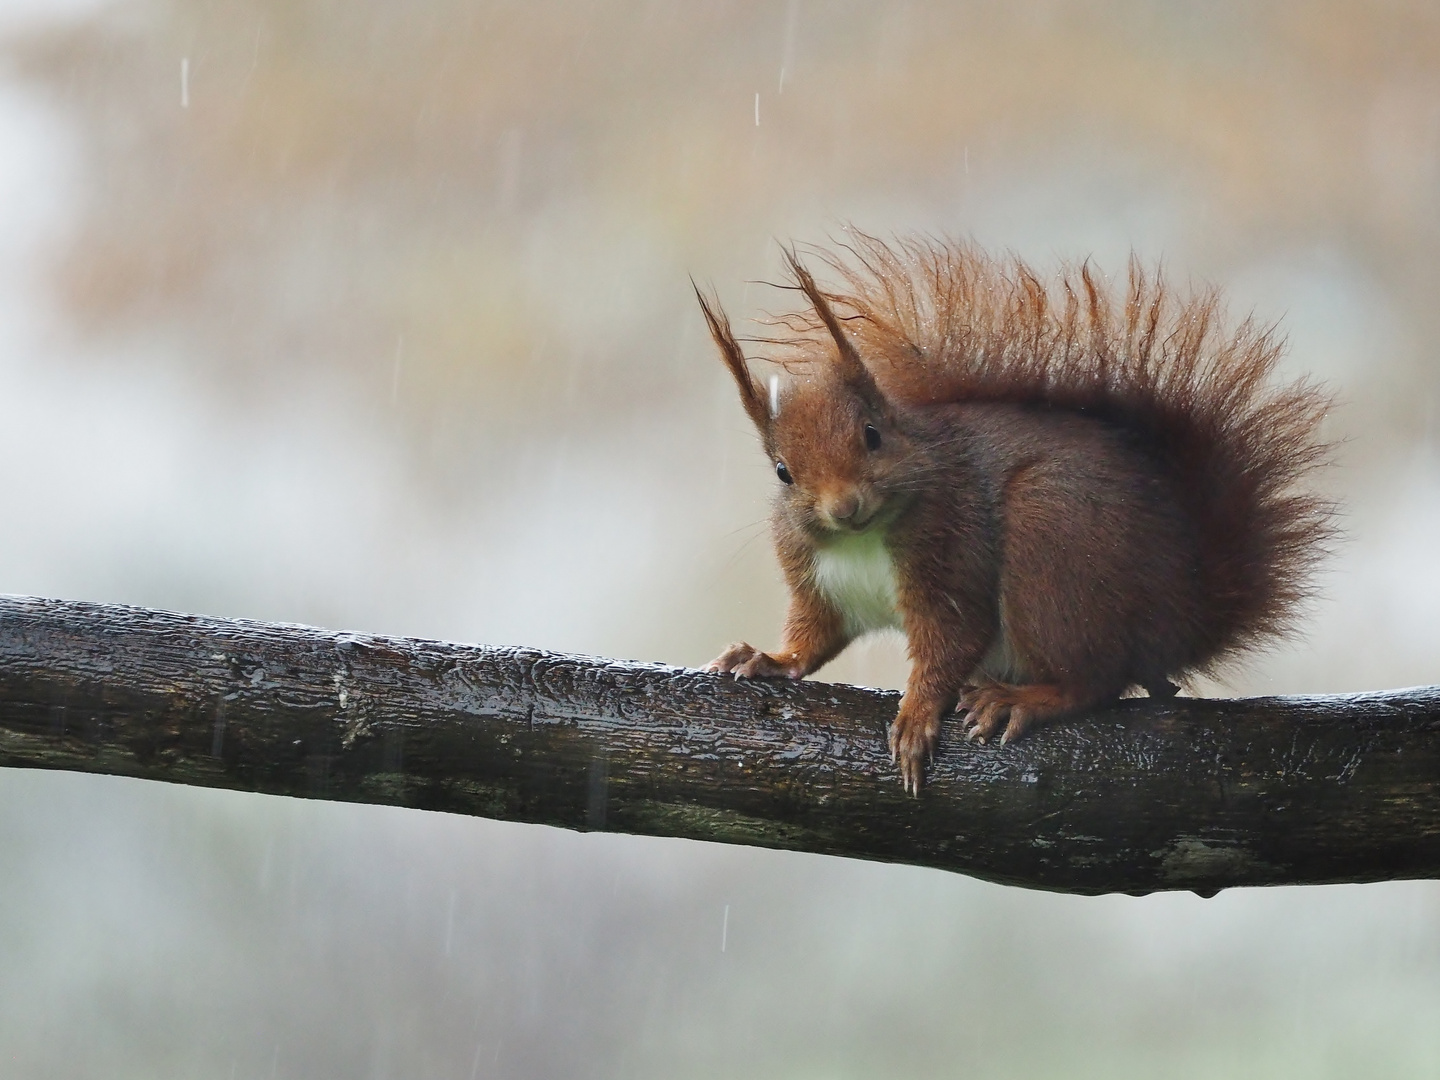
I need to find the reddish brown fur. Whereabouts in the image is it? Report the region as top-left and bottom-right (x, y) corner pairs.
(699, 236), (1335, 793)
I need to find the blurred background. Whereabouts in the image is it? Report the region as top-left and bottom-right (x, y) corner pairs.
(1, 0), (1438, 1076)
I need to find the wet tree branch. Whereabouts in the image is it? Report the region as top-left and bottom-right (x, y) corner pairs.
(1, 594), (1437, 895)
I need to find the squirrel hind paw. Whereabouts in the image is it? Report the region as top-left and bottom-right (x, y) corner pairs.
(960, 683), (1093, 745)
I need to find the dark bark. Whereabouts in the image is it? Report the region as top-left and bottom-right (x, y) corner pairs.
(0, 594), (1436, 895)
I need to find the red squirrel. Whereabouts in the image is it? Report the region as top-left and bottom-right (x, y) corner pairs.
(698, 234), (1334, 793)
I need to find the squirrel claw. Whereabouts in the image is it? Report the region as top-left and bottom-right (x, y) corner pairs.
(898, 765), (922, 797)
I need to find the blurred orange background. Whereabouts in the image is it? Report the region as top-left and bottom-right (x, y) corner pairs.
(1, 2), (1438, 1076)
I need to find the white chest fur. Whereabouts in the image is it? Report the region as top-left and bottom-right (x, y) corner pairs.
(810, 529), (902, 636)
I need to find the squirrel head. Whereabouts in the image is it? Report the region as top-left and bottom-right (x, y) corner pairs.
(696, 253), (911, 536)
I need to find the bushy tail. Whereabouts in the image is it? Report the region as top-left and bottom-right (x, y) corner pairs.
(760, 232), (1336, 670)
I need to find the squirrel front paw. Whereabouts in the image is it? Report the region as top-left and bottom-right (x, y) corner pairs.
(888, 700), (942, 796)
(706, 642), (805, 680)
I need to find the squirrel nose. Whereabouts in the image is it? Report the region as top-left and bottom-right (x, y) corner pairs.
(826, 493), (860, 523)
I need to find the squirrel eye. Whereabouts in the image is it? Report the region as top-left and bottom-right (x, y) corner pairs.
(864, 423), (882, 451)
(775, 461), (793, 485)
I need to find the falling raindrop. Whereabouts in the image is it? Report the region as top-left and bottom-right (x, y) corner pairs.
(444, 889), (457, 956)
(391, 335), (405, 405)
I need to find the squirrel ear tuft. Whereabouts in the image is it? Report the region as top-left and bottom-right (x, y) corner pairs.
(693, 280), (769, 433)
(782, 247), (889, 410)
